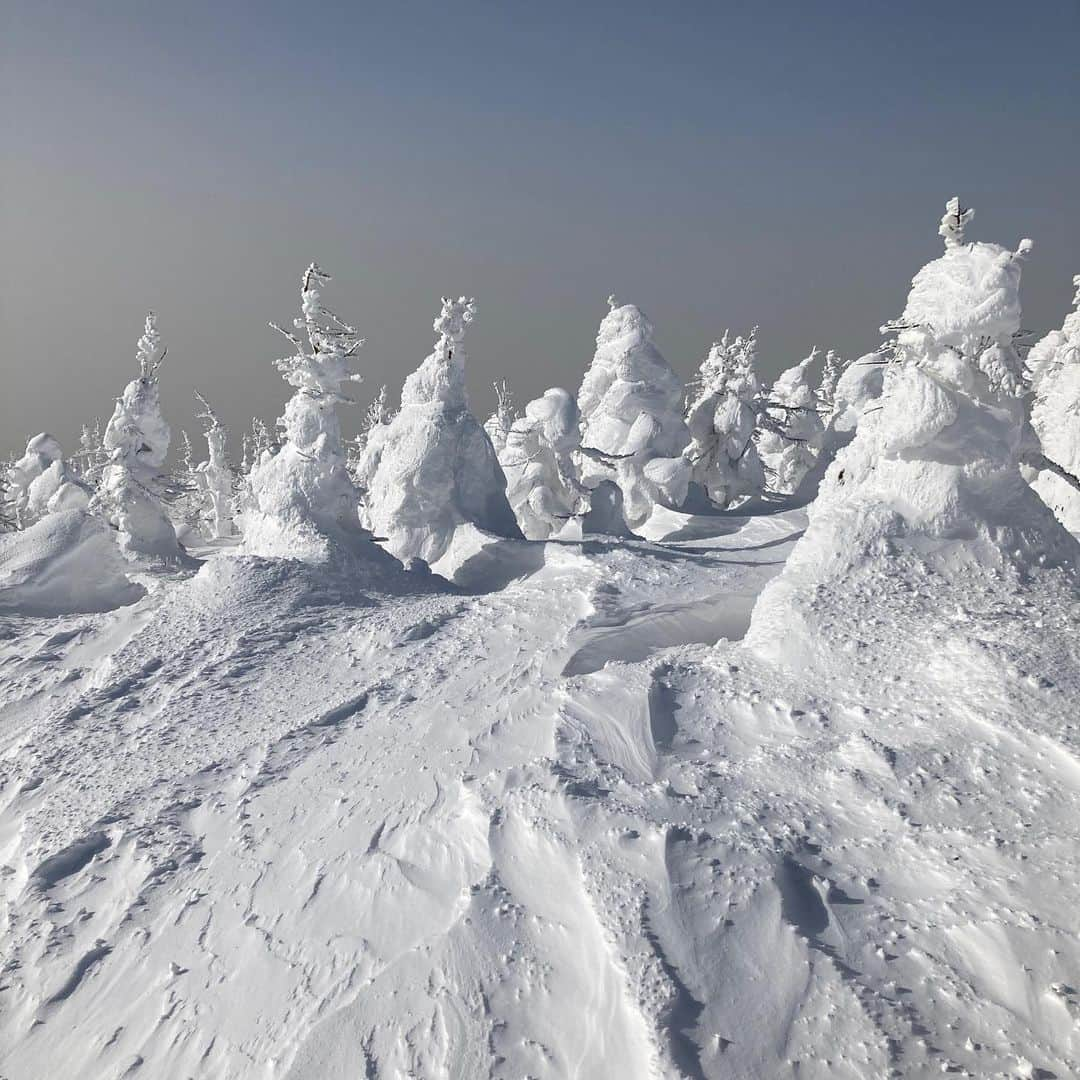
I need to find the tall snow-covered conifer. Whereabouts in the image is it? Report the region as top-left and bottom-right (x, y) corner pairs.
(575, 297), (691, 528)
(355, 297), (520, 565)
(241, 264), (370, 560)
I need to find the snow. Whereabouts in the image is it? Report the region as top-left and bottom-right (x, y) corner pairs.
(1029, 276), (1080, 531)
(756, 349), (825, 496)
(355, 298), (522, 567)
(241, 265), (380, 565)
(683, 330), (765, 508)
(499, 387), (587, 540)
(2, 201), (1079, 1080)
(577, 298), (692, 528)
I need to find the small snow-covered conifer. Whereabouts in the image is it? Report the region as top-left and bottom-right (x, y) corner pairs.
(499, 387), (588, 539)
(938, 196), (974, 249)
(194, 391), (234, 540)
(95, 312), (184, 561)
(5, 434), (90, 526)
(684, 328), (766, 508)
(755, 348), (826, 496)
(484, 381), (519, 455)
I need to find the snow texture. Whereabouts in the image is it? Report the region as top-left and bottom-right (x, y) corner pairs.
(1029, 275), (1080, 530)
(355, 297), (521, 566)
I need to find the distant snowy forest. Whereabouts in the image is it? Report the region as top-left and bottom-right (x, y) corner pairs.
(4, 198), (1078, 582)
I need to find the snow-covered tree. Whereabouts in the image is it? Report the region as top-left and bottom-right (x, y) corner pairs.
(354, 297), (521, 565)
(95, 313), (184, 561)
(194, 391), (234, 540)
(484, 381), (518, 455)
(74, 420), (107, 489)
(575, 297), (691, 529)
(938, 196), (974, 249)
(1028, 275), (1080, 530)
(816, 349), (846, 421)
(170, 429), (205, 535)
(684, 328), (766, 508)
(346, 385), (392, 485)
(756, 348), (826, 496)
(748, 199), (1075, 665)
(499, 387), (589, 539)
(5, 434), (90, 527)
(241, 263), (371, 560)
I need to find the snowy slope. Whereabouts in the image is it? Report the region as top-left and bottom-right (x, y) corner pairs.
(1, 503), (1077, 1079)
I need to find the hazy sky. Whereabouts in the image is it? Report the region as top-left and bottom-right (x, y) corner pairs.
(3, 1), (1078, 458)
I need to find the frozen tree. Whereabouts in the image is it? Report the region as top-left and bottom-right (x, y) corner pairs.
(75, 420), (107, 489)
(816, 349), (846, 421)
(748, 199), (1075, 665)
(355, 297), (520, 565)
(499, 387), (589, 539)
(96, 312), (184, 561)
(1028, 275), (1080, 530)
(938, 196), (974, 249)
(756, 348), (826, 496)
(576, 297), (691, 529)
(171, 430), (205, 535)
(194, 391), (235, 540)
(5, 434), (90, 526)
(484, 381), (518, 455)
(346, 385), (392, 484)
(684, 328), (766, 508)
(241, 263), (371, 560)
(250, 417), (276, 461)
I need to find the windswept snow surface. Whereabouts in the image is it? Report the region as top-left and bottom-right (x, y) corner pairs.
(1, 497), (1077, 1078)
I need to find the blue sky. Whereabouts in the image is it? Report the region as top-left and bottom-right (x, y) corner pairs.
(3, 1), (1078, 452)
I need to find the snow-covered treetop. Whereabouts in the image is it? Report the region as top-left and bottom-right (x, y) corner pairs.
(938, 196), (974, 250)
(269, 263), (363, 404)
(769, 348), (820, 410)
(693, 328), (759, 399)
(899, 200), (1033, 353)
(137, 312), (166, 377)
(400, 297), (478, 409)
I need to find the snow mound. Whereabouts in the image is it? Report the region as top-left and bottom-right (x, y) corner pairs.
(6, 434), (90, 524)
(576, 298), (691, 528)
(0, 510), (146, 615)
(748, 202), (1077, 669)
(356, 298), (521, 565)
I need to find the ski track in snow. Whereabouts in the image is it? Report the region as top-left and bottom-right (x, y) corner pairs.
(0, 511), (1078, 1079)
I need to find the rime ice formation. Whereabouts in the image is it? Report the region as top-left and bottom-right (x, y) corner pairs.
(499, 387), (588, 539)
(747, 200), (1077, 668)
(684, 329), (765, 508)
(1029, 276), (1080, 531)
(484, 381), (518, 456)
(756, 349), (825, 496)
(355, 297), (521, 565)
(194, 392), (234, 540)
(241, 264), (377, 562)
(576, 298), (691, 528)
(5, 434), (89, 526)
(97, 313), (185, 562)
